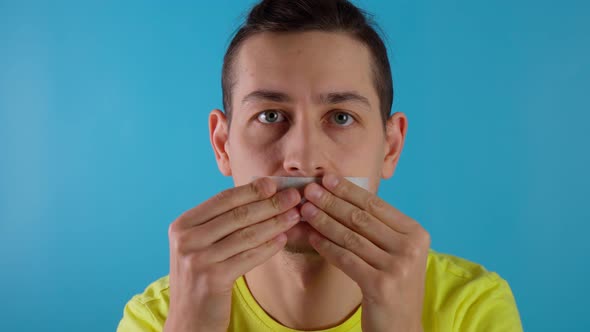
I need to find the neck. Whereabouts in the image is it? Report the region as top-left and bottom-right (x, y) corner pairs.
(244, 249), (363, 330)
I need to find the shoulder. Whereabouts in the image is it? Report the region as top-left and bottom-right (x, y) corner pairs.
(424, 249), (523, 331)
(426, 248), (496, 280)
(117, 275), (171, 332)
(132, 275), (171, 305)
(425, 248), (511, 295)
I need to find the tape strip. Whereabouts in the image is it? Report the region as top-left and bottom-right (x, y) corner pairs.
(252, 176), (369, 191)
(250, 176), (369, 222)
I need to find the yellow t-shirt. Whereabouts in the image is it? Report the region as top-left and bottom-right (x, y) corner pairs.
(116, 249), (523, 331)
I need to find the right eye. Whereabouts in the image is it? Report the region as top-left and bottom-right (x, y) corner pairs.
(257, 110), (286, 124)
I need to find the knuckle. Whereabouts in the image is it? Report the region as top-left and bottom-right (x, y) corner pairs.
(171, 210), (193, 232)
(343, 231), (363, 251)
(168, 221), (180, 238)
(337, 251), (356, 268)
(390, 260), (411, 279)
(337, 182), (350, 197)
(350, 209), (371, 230)
(273, 214), (288, 228)
(402, 239), (424, 258)
(240, 243), (266, 262)
(405, 228), (430, 257)
(270, 194), (282, 211)
(420, 229), (432, 248)
(168, 225), (185, 252)
(172, 237), (185, 255)
(262, 238), (279, 251)
(323, 193), (336, 210)
(407, 244), (422, 258)
(175, 231), (195, 255)
(213, 188), (231, 204)
(408, 218), (424, 231)
(250, 180), (268, 199)
(407, 218), (420, 231)
(367, 196), (385, 212)
(238, 227), (258, 246)
(186, 251), (207, 269)
(314, 211), (328, 226)
(240, 248), (256, 261)
(231, 205), (250, 224)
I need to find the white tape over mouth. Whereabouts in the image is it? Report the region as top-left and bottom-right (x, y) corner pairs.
(251, 176), (370, 222)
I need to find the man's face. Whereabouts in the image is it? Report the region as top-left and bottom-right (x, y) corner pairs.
(211, 31), (404, 255)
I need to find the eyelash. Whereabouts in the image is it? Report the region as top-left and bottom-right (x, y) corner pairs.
(256, 110), (357, 127)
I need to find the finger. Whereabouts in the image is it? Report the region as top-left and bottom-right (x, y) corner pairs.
(221, 232), (288, 279)
(301, 202), (391, 270)
(178, 177), (277, 230)
(321, 173), (418, 234)
(303, 182), (402, 253)
(207, 208), (300, 262)
(196, 187), (300, 245)
(307, 227), (379, 287)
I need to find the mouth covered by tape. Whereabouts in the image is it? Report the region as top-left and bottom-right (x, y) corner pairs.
(251, 176), (369, 191)
(251, 176), (369, 222)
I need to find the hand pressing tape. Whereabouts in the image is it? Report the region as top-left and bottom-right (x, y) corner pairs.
(251, 176), (370, 221)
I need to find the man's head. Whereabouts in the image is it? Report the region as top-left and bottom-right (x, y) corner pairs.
(222, 0), (393, 128)
(209, 0), (407, 255)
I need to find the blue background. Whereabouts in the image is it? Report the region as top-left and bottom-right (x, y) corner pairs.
(1, 0), (588, 331)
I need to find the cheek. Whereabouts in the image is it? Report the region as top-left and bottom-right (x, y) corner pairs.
(243, 122), (289, 144)
(229, 128), (282, 164)
(330, 129), (376, 154)
(334, 132), (384, 170)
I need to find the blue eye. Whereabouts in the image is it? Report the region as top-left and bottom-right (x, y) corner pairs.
(257, 110), (286, 123)
(332, 112), (355, 126)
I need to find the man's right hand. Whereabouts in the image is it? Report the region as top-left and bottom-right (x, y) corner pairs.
(163, 177), (301, 332)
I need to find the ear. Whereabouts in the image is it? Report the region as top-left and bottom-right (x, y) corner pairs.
(380, 112), (408, 179)
(209, 109), (232, 176)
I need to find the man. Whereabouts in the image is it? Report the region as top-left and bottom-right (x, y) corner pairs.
(117, 0), (523, 331)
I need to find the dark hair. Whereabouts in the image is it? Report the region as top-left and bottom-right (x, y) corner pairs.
(221, 0), (393, 128)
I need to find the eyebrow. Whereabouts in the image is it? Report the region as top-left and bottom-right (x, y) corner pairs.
(241, 90), (371, 109)
(320, 91), (371, 108)
(242, 90), (292, 104)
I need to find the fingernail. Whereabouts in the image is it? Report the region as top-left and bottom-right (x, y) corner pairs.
(307, 183), (323, 200)
(285, 209), (300, 222)
(279, 188), (298, 204)
(324, 174), (339, 189)
(301, 203), (319, 219)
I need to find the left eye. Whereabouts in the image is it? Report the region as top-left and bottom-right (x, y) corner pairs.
(331, 112), (355, 126)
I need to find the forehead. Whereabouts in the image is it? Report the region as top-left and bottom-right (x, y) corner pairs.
(232, 31), (377, 105)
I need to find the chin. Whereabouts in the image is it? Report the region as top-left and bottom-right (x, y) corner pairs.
(283, 222), (320, 255)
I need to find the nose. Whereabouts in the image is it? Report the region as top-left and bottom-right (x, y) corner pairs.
(281, 120), (328, 177)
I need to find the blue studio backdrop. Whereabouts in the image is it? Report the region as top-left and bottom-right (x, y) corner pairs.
(1, 0), (589, 331)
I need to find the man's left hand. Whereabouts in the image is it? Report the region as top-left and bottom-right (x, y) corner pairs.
(301, 173), (430, 332)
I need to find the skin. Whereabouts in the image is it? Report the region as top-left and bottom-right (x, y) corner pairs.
(207, 31), (430, 331)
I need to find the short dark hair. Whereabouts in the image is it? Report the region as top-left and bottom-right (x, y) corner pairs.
(221, 0), (393, 129)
